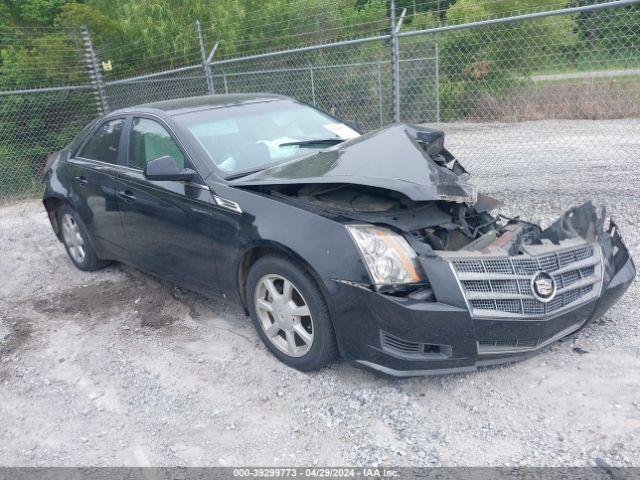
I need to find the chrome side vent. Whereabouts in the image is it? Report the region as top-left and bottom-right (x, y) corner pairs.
(213, 195), (242, 213)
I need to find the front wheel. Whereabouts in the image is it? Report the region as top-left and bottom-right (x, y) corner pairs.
(246, 254), (338, 372)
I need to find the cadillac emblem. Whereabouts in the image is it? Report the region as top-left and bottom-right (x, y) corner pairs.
(531, 272), (557, 303)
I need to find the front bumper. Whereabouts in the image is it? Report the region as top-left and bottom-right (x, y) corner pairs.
(326, 225), (635, 377)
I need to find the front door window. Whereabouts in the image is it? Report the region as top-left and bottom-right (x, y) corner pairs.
(129, 118), (186, 170)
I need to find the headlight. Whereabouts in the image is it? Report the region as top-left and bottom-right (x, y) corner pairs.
(346, 224), (425, 286)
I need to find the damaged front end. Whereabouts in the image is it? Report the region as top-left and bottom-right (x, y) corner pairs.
(433, 203), (635, 353)
(352, 199), (634, 375)
(339, 199), (634, 376)
(232, 123), (635, 375)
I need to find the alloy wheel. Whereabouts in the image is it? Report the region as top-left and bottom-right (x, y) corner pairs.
(254, 274), (314, 357)
(61, 213), (86, 264)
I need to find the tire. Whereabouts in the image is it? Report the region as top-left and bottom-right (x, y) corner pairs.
(57, 204), (110, 271)
(246, 254), (338, 372)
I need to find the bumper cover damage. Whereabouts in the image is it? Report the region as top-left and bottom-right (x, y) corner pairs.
(330, 203), (635, 377)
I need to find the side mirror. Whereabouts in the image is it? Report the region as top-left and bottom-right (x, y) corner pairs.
(144, 155), (195, 182)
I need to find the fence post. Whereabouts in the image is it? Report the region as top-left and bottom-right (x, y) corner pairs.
(308, 63), (316, 106)
(223, 73), (229, 94)
(81, 26), (109, 114)
(435, 0), (442, 123)
(435, 39), (440, 122)
(390, 0), (401, 123)
(195, 20), (215, 94)
(377, 62), (384, 127)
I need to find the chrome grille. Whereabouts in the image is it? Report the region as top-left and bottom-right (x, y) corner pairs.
(452, 245), (594, 275)
(492, 280), (519, 294)
(451, 243), (602, 319)
(556, 269), (580, 289)
(512, 258), (539, 275)
(454, 259), (485, 273)
(517, 279), (531, 293)
(558, 246), (593, 267)
(537, 254), (559, 272)
(484, 259), (514, 274)
(495, 299), (521, 314)
(464, 280), (491, 292)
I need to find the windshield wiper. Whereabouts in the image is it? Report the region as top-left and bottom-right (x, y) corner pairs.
(226, 139), (345, 180)
(225, 168), (266, 180)
(279, 138), (345, 147)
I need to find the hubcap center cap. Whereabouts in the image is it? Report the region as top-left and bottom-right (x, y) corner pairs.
(272, 301), (294, 329)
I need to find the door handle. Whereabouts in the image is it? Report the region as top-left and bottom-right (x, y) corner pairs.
(118, 190), (136, 203)
(74, 176), (88, 187)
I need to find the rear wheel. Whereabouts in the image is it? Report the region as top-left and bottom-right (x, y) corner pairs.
(58, 204), (109, 271)
(246, 254), (337, 371)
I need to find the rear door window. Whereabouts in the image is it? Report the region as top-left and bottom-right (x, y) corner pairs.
(79, 118), (124, 164)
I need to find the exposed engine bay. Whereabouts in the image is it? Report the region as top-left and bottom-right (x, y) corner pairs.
(237, 123), (612, 260)
(260, 181), (547, 257)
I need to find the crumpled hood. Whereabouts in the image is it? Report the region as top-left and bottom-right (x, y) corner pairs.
(229, 123), (477, 203)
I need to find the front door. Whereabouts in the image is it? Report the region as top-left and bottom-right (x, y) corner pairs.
(116, 116), (219, 295)
(67, 117), (128, 261)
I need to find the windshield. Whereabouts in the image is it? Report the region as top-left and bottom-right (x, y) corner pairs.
(173, 100), (360, 177)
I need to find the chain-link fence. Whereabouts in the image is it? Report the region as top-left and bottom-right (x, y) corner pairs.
(1, 0), (638, 201)
(210, 38), (397, 131)
(0, 26), (100, 200)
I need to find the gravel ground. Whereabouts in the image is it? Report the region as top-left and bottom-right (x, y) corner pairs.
(0, 119), (639, 467)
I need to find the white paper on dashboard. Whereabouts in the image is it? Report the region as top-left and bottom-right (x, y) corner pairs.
(323, 123), (360, 139)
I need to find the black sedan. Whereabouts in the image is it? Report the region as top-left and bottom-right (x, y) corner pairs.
(42, 94), (635, 377)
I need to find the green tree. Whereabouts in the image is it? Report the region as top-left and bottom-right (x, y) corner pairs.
(53, 3), (120, 39)
(0, 0), (75, 26)
(116, 0), (244, 64)
(239, 0), (387, 53)
(438, 0), (580, 119)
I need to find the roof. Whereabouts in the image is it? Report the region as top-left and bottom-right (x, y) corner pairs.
(134, 93), (290, 115)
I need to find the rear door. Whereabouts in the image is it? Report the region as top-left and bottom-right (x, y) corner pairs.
(116, 115), (219, 295)
(68, 117), (129, 261)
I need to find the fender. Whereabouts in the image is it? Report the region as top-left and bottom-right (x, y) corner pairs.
(207, 182), (371, 307)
